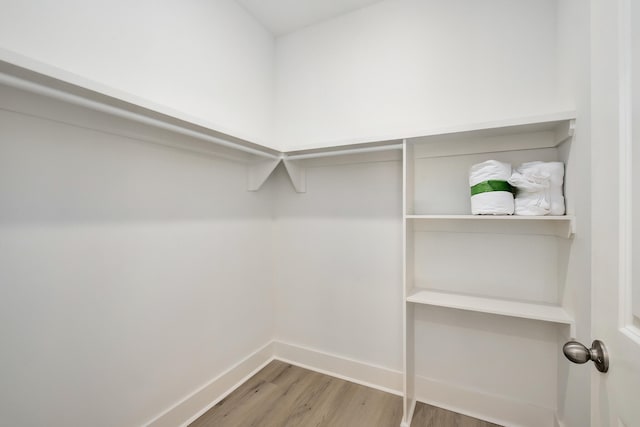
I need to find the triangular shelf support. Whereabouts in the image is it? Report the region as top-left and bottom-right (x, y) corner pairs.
(248, 157), (307, 193)
(247, 158), (282, 191)
(283, 159), (307, 193)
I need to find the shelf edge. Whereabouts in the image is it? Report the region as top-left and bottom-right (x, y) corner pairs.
(407, 289), (574, 328)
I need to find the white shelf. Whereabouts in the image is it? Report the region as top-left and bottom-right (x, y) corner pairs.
(407, 114), (576, 159)
(406, 214), (572, 221)
(0, 49), (409, 194)
(405, 215), (575, 238)
(406, 111), (576, 142)
(281, 111), (576, 153)
(407, 289), (574, 332)
(0, 50), (289, 192)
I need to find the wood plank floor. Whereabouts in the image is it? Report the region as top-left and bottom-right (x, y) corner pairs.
(189, 360), (502, 427)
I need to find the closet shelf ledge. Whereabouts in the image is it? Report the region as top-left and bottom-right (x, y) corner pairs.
(407, 288), (575, 334)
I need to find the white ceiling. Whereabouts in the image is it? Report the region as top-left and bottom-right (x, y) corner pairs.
(237, 0), (387, 36)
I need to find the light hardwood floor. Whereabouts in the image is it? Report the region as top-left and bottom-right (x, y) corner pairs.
(189, 360), (501, 427)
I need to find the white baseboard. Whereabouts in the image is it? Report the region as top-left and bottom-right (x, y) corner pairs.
(145, 341), (557, 427)
(146, 341), (275, 427)
(415, 375), (556, 427)
(272, 340), (403, 396)
(144, 340), (402, 427)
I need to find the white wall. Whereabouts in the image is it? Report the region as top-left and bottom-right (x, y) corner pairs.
(273, 159), (404, 370)
(275, 0), (562, 150)
(0, 86), (276, 427)
(0, 0), (275, 147)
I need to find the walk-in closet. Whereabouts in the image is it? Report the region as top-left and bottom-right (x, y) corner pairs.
(1, 1), (639, 426)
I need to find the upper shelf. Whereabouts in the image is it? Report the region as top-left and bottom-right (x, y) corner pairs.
(0, 49), (282, 163)
(0, 49), (578, 195)
(0, 49), (402, 189)
(0, 49), (577, 160)
(407, 113), (576, 158)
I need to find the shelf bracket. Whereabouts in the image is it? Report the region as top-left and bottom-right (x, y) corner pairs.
(569, 216), (576, 238)
(247, 158), (282, 191)
(283, 159), (307, 193)
(569, 321), (576, 338)
(560, 216), (576, 239)
(555, 118), (576, 145)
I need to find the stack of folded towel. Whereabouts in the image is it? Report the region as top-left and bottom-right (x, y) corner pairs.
(469, 160), (515, 215)
(468, 160), (565, 216)
(508, 161), (565, 215)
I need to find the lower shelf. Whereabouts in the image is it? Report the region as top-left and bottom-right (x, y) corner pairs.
(407, 288), (574, 332)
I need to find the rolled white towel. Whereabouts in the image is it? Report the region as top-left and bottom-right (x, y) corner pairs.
(469, 160), (514, 215)
(546, 162), (565, 215)
(508, 161), (565, 216)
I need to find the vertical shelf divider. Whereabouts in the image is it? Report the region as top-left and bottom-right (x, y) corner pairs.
(401, 140), (416, 427)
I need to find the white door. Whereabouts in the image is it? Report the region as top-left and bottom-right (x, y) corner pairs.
(591, 0), (640, 426)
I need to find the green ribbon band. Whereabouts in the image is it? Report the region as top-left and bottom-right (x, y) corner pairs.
(470, 180), (515, 196)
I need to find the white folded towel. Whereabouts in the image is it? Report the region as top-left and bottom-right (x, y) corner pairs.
(508, 161), (565, 216)
(469, 160), (514, 215)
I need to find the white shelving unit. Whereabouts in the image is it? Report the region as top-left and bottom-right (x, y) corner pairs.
(401, 113), (577, 427)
